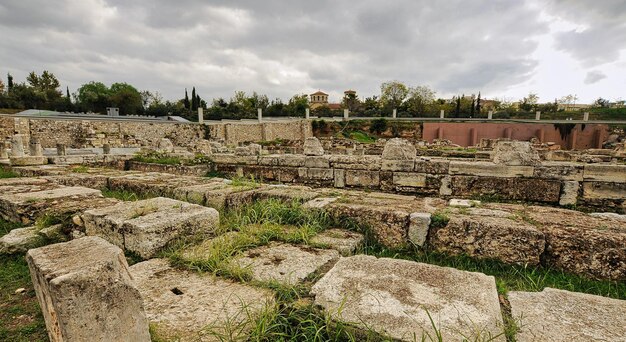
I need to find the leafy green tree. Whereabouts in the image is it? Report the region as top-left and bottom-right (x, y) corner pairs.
(76, 81), (111, 113)
(287, 94), (309, 116)
(0, 79), (4, 94)
(380, 80), (409, 110)
(520, 93), (539, 111)
(594, 97), (609, 108)
(405, 85), (436, 116)
(343, 92), (360, 112)
(109, 82), (143, 115)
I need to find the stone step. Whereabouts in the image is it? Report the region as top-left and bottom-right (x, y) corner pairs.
(311, 255), (505, 341)
(509, 288), (626, 342)
(130, 258), (274, 341)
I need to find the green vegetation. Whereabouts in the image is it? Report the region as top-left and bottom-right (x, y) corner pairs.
(131, 151), (211, 166)
(347, 131), (376, 143)
(0, 167), (19, 179)
(100, 188), (158, 201)
(69, 165), (89, 173)
(0, 219), (47, 341)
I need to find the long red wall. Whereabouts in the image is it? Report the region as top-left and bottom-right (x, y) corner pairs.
(422, 122), (608, 149)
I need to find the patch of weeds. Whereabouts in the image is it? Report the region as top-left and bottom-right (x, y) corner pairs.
(124, 250), (144, 266)
(258, 138), (285, 147)
(70, 165), (89, 173)
(348, 131), (376, 144)
(514, 209), (539, 226)
(230, 175), (262, 190)
(100, 188), (157, 201)
(34, 213), (66, 229)
(0, 218), (23, 236)
(0, 237), (48, 341)
(430, 210), (450, 229)
(0, 167), (19, 179)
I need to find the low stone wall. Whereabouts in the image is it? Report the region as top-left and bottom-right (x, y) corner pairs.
(0, 116), (312, 149)
(197, 154), (624, 212)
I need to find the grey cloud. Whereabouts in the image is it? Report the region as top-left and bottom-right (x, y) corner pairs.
(1, 0), (549, 102)
(584, 70), (607, 84)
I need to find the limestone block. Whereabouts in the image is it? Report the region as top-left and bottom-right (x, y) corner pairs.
(345, 169), (380, 187)
(277, 154), (306, 167)
(157, 138), (174, 153)
(392, 172), (426, 187)
(583, 164), (626, 183)
(533, 162), (583, 181)
(451, 176), (561, 203)
(82, 197), (219, 258)
(414, 157), (450, 174)
(381, 159), (414, 172)
(408, 212), (430, 247)
(582, 181), (626, 200)
(449, 161), (534, 178)
(381, 138), (416, 160)
(10, 134), (25, 157)
(439, 175), (452, 196)
(258, 155), (279, 166)
(449, 198), (481, 207)
(559, 181), (579, 206)
(304, 156), (330, 168)
(492, 140), (540, 166)
(328, 155), (381, 170)
(130, 259), (274, 341)
(589, 212), (626, 222)
(10, 156), (47, 166)
(303, 137), (324, 156)
(26, 236), (150, 342)
(302, 197), (338, 210)
(0, 186), (105, 224)
(0, 226), (45, 255)
(233, 242), (339, 285)
(311, 255), (504, 341)
(429, 216), (545, 265)
(509, 288), (626, 342)
(310, 229), (364, 256)
(334, 168), (345, 188)
(306, 167), (334, 180)
(254, 185), (319, 203)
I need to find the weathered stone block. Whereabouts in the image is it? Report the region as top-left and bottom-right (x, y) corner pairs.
(533, 162), (583, 181)
(303, 137), (324, 156)
(304, 156), (330, 168)
(277, 154), (306, 167)
(392, 172), (426, 187)
(328, 155), (381, 170)
(306, 167), (334, 180)
(492, 140), (540, 166)
(130, 258), (274, 342)
(414, 158), (450, 174)
(26, 237), (150, 342)
(254, 185), (319, 202)
(582, 181), (626, 200)
(449, 161), (534, 178)
(345, 169), (380, 187)
(450, 176), (561, 203)
(381, 159), (414, 172)
(559, 181), (579, 206)
(509, 288), (626, 342)
(10, 156), (47, 166)
(583, 164), (626, 183)
(233, 242), (339, 285)
(82, 197), (219, 258)
(0, 226), (45, 255)
(408, 212), (430, 247)
(429, 216), (545, 265)
(381, 138), (416, 160)
(311, 255), (504, 341)
(310, 229), (364, 256)
(334, 168), (345, 188)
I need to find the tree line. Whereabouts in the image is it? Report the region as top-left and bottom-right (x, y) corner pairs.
(1, 71), (621, 121)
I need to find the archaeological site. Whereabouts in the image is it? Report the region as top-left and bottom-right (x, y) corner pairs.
(1, 115), (625, 342)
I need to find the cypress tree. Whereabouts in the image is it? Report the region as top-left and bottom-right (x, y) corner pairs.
(455, 96), (461, 118)
(191, 87), (197, 111)
(66, 86), (71, 99)
(183, 88), (190, 109)
(471, 99), (475, 117)
(7, 73), (13, 92)
(476, 92), (481, 114)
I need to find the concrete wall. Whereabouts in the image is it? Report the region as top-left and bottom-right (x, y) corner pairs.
(422, 122), (608, 150)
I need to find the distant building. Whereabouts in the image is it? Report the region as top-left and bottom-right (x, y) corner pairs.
(310, 90), (356, 110)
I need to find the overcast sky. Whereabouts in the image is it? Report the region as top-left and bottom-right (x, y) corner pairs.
(1, 0), (624, 104)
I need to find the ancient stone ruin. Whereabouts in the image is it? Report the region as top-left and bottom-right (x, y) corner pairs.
(1, 117), (625, 341)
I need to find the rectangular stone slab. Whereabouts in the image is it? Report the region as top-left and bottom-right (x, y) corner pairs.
(26, 236), (150, 342)
(130, 258), (274, 342)
(509, 288), (626, 342)
(311, 255), (505, 341)
(82, 197), (219, 258)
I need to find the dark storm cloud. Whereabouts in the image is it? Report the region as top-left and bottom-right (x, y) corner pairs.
(0, 0), (550, 101)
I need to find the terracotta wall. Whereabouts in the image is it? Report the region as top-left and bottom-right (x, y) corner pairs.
(422, 122), (608, 149)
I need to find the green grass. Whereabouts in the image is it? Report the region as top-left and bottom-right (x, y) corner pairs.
(100, 188), (158, 201)
(69, 165), (89, 173)
(347, 131), (376, 143)
(0, 167), (19, 179)
(0, 219), (48, 341)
